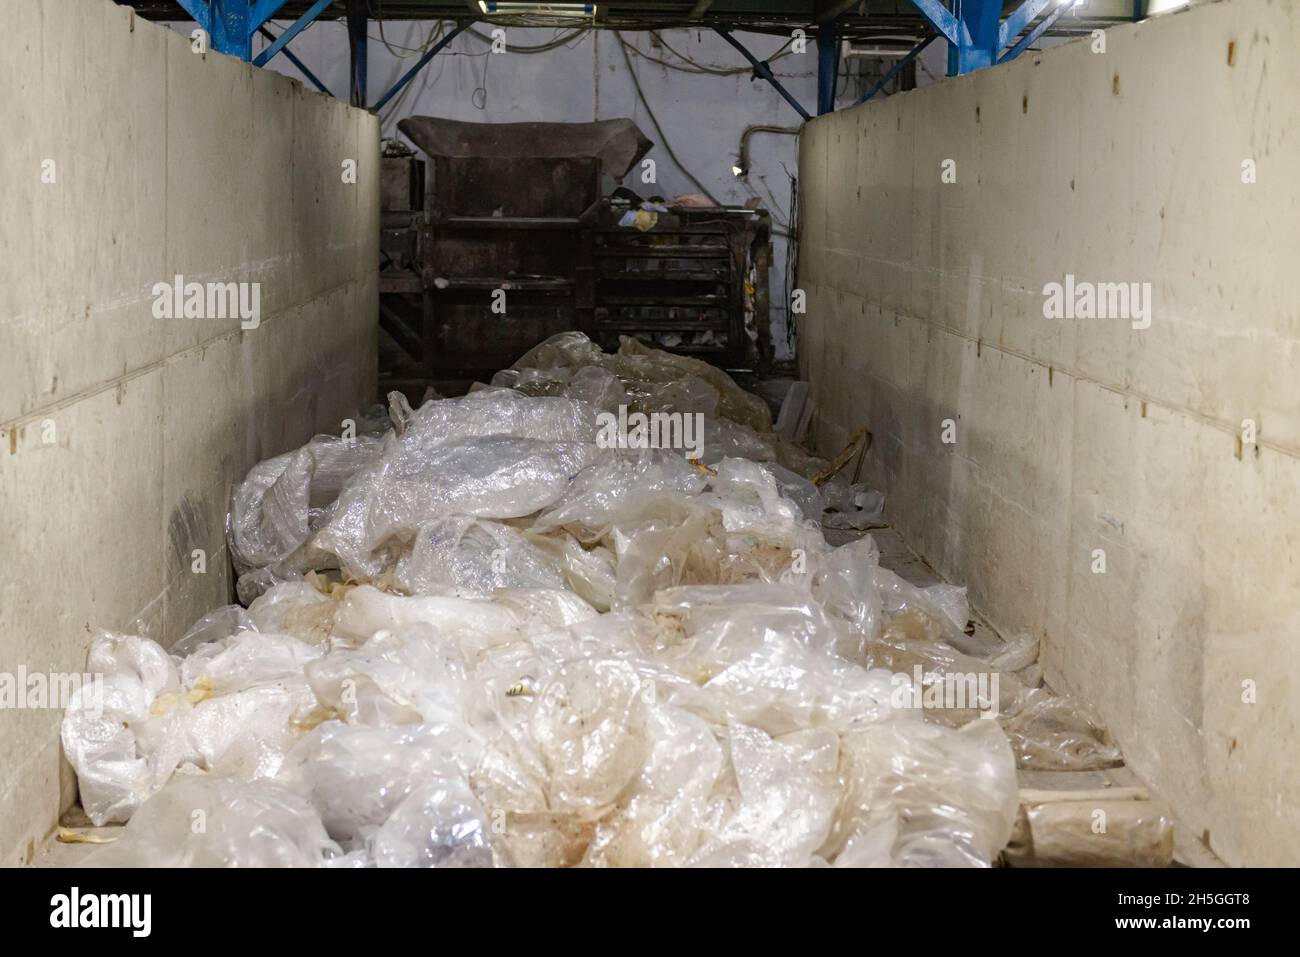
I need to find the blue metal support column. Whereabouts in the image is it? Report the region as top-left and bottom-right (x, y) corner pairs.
(713, 28), (812, 122)
(183, 0), (252, 59)
(185, 1), (296, 61)
(908, 0), (1075, 77)
(372, 20), (475, 113)
(176, 0), (344, 100)
(346, 0), (368, 107)
(946, 0), (1002, 75)
(815, 17), (841, 115)
(855, 34), (937, 105)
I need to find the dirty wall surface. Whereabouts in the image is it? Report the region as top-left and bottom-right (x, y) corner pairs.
(798, 0), (1300, 866)
(0, 0), (378, 865)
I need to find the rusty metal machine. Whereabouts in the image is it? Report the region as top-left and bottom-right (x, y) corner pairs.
(379, 117), (771, 398)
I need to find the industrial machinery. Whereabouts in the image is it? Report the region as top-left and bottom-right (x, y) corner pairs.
(379, 117), (772, 398)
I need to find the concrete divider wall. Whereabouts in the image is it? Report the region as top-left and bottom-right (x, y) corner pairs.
(798, 0), (1300, 866)
(0, 0), (378, 864)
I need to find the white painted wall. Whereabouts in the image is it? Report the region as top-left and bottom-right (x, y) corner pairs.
(799, 0), (1300, 866)
(0, 0), (378, 864)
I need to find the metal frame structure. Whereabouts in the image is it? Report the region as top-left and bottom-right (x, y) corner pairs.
(130, 1), (1143, 116)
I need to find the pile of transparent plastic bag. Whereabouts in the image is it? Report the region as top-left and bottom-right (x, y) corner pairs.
(63, 332), (1119, 867)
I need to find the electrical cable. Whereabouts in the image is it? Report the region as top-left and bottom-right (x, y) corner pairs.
(465, 25), (591, 53)
(472, 36), (490, 109)
(614, 33), (796, 235)
(614, 32), (721, 206)
(625, 29), (796, 76)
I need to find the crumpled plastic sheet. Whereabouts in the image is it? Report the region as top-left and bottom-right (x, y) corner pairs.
(228, 434), (384, 577)
(64, 331), (1122, 867)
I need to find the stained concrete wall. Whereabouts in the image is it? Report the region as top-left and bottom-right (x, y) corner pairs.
(0, 0), (378, 865)
(799, 0), (1300, 867)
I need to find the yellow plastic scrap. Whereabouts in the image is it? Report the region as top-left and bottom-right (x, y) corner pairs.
(292, 704), (343, 734)
(149, 676), (214, 716)
(56, 827), (117, 845)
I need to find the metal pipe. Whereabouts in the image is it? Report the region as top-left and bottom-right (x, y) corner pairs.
(854, 33), (936, 104)
(842, 45), (918, 58)
(257, 25), (333, 96)
(713, 27), (811, 121)
(734, 125), (800, 177)
(372, 20), (475, 112)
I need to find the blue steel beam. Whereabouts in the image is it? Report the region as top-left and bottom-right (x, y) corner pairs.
(907, 0), (962, 44)
(947, 0), (1002, 75)
(372, 20), (475, 112)
(998, 0), (1056, 48)
(815, 18), (841, 115)
(855, 34), (938, 105)
(998, 0), (1071, 62)
(713, 28), (812, 122)
(258, 25), (333, 95)
(250, 0), (291, 29)
(346, 0), (368, 107)
(207, 0), (254, 59)
(909, 0), (1072, 77)
(253, 0), (335, 67)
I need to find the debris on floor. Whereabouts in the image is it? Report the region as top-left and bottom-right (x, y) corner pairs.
(1005, 787), (1174, 868)
(61, 332), (1124, 867)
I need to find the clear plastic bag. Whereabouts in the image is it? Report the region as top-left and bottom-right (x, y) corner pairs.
(67, 328), (1127, 867)
(828, 717), (1019, 867)
(1002, 691), (1124, 770)
(228, 434), (383, 575)
(316, 436), (595, 579)
(84, 775), (342, 867)
(373, 775), (500, 868)
(279, 722), (470, 849)
(394, 516), (567, 595)
(60, 633), (183, 825)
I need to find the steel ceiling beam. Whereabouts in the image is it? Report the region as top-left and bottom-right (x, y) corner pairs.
(372, 19), (476, 112)
(713, 26), (812, 121)
(253, 0), (335, 66)
(999, 0), (1071, 61)
(258, 23), (333, 93)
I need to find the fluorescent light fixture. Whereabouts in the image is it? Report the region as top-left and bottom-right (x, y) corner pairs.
(480, 2), (597, 14)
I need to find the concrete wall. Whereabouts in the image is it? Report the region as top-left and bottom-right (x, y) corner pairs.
(0, 0), (378, 865)
(799, 0), (1300, 867)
